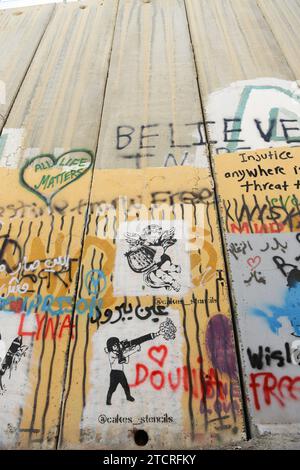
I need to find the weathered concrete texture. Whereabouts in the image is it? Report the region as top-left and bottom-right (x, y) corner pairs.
(214, 145), (300, 435)
(1, 0), (300, 450)
(223, 433), (300, 450)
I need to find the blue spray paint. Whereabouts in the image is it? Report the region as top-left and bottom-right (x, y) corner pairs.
(251, 282), (300, 336)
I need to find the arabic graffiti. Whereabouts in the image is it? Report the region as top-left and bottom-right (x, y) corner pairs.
(228, 237), (288, 261)
(251, 234), (300, 336)
(91, 302), (169, 325)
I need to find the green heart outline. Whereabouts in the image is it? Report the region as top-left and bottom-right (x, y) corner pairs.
(20, 148), (94, 206)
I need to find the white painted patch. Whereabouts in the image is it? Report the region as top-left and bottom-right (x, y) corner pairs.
(0, 128), (26, 168)
(207, 78), (300, 154)
(0, 312), (34, 447)
(113, 220), (192, 297)
(53, 148), (65, 157)
(0, 338), (6, 365)
(0, 80), (6, 105)
(0, 129), (67, 169)
(82, 308), (183, 446)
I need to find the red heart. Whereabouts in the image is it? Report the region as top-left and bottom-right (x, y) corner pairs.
(247, 256), (261, 271)
(148, 345), (168, 368)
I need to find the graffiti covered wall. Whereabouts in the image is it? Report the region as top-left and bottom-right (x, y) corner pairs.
(58, 166), (245, 449)
(0, 161), (246, 448)
(1, 0), (300, 449)
(215, 145), (300, 432)
(202, 76), (300, 435)
(0, 150), (95, 447)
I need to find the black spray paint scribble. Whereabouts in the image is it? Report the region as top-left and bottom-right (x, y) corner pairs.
(124, 225), (181, 292)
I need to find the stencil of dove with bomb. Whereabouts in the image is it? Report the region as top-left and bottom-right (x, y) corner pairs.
(124, 224), (182, 292)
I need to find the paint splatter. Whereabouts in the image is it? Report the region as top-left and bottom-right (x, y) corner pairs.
(251, 281), (300, 337)
(206, 314), (237, 379)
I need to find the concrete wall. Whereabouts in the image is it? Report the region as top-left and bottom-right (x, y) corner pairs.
(0, 0), (300, 449)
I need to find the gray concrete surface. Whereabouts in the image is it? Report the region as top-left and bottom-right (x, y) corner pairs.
(223, 433), (300, 450)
